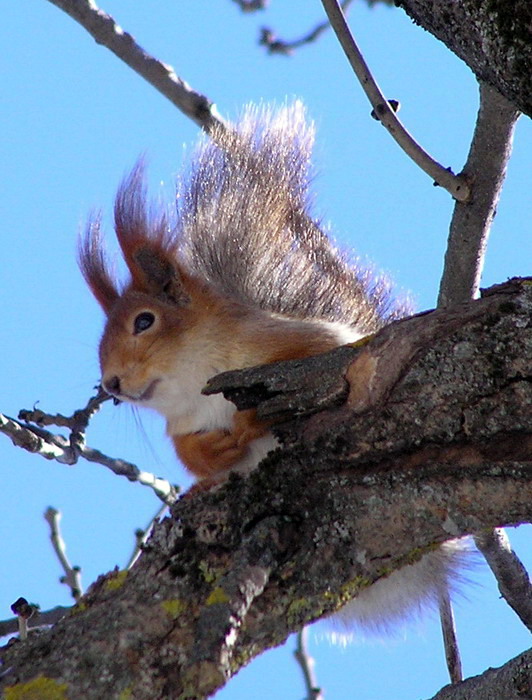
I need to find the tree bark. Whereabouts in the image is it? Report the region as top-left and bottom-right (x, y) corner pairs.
(1, 278), (531, 699)
(427, 649), (531, 700)
(396, 0), (532, 118)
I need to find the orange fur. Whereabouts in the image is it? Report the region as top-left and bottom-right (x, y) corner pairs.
(173, 409), (272, 479)
(78, 110), (376, 482)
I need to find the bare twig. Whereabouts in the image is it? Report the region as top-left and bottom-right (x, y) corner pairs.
(437, 81), (520, 306)
(474, 529), (532, 632)
(9, 599), (38, 642)
(232, 0), (267, 12)
(0, 606), (70, 640)
(18, 385), (109, 434)
(0, 395), (179, 505)
(260, 0), (354, 56)
(78, 443), (179, 504)
(43, 508), (83, 601)
(320, 0), (470, 201)
(294, 628), (324, 700)
(125, 502), (169, 570)
(438, 592), (463, 683)
(46, 0), (225, 133)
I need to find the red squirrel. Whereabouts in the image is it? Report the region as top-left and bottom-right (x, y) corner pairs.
(80, 103), (468, 633)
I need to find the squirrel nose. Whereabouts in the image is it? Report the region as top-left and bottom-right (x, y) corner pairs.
(103, 375), (121, 396)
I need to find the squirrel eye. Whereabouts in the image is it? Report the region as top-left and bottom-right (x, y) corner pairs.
(133, 312), (155, 334)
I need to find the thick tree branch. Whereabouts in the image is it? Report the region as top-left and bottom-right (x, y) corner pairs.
(438, 82), (520, 307)
(46, 0), (225, 132)
(1, 279), (530, 699)
(427, 649), (531, 700)
(395, 0), (532, 118)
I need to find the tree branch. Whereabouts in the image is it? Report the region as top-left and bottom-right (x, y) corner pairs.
(434, 83), (526, 656)
(426, 649), (531, 700)
(294, 628), (324, 700)
(232, 0), (267, 12)
(260, 0), (355, 56)
(45, 0), (225, 132)
(0, 399), (179, 506)
(395, 0), (532, 119)
(320, 0), (470, 201)
(438, 592), (462, 684)
(1, 279), (530, 699)
(125, 503), (169, 570)
(43, 508), (83, 601)
(438, 82), (520, 307)
(473, 529), (532, 632)
(0, 607), (71, 641)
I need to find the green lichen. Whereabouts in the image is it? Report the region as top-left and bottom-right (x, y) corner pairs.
(339, 576), (370, 600)
(205, 587), (229, 605)
(70, 601), (87, 615)
(105, 570), (128, 591)
(4, 676), (68, 700)
(161, 599), (186, 619)
(198, 561), (218, 584)
(286, 597), (312, 624)
(117, 687), (134, 700)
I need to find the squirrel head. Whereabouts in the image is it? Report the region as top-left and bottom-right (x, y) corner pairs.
(78, 163), (219, 410)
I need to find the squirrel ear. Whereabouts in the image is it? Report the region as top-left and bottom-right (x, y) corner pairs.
(132, 246), (190, 306)
(114, 162), (190, 306)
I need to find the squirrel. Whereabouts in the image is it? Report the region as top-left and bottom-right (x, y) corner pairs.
(79, 102), (468, 633)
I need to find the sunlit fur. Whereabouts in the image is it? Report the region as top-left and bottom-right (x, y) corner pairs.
(80, 102), (469, 634)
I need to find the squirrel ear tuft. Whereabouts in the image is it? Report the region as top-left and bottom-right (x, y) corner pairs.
(78, 216), (120, 315)
(113, 162), (189, 305)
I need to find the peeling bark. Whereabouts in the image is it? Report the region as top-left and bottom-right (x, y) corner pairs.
(1, 278), (531, 699)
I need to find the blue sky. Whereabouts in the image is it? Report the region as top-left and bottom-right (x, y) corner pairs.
(1, 2), (530, 699)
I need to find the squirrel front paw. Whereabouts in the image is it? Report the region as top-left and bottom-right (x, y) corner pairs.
(171, 409), (271, 479)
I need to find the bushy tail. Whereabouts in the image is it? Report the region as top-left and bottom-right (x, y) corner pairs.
(177, 102), (404, 333)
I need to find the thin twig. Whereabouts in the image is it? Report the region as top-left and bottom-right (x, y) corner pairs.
(43, 507), (83, 600)
(46, 0), (225, 133)
(10, 599), (38, 642)
(260, 0), (354, 56)
(474, 529), (532, 632)
(18, 385), (109, 432)
(437, 81), (520, 306)
(0, 606), (71, 639)
(125, 502), (169, 570)
(232, 0), (267, 12)
(1, 395), (179, 505)
(320, 0), (470, 201)
(438, 592), (463, 683)
(294, 628), (324, 700)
